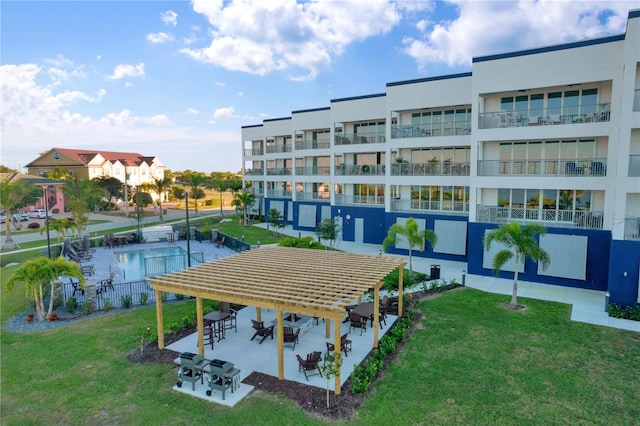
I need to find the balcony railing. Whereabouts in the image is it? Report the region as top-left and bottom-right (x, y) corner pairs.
(265, 145), (292, 154)
(294, 166), (331, 176)
(244, 148), (264, 156)
(391, 161), (470, 176)
(391, 121), (471, 139)
(391, 198), (469, 214)
(476, 205), (604, 229)
(266, 189), (292, 198)
(624, 217), (640, 240)
(244, 168), (264, 176)
(295, 138), (331, 150)
(634, 89), (640, 112)
(335, 164), (385, 176)
(478, 158), (607, 176)
(478, 103), (611, 129)
(250, 187), (264, 196)
(334, 194), (384, 206)
(334, 132), (386, 146)
(629, 155), (640, 177)
(266, 167), (292, 175)
(296, 191), (331, 201)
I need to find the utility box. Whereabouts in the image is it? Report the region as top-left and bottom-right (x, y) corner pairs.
(430, 265), (441, 280)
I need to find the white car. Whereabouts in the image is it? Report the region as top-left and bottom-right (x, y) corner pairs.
(0, 211), (5, 224)
(12, 212), (29, 222)
(28, 209), (52, 219)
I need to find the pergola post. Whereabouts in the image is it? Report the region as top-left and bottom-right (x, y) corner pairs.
(196, 297), (204, 356)
(256, 306), (262, 322)
(334, 318), (341, 395)
(276, 310), (284, 380)
(154, 290), (164, 349)
(325, 318), (331, 338)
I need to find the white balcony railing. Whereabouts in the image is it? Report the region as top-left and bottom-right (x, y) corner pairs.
(334, 194), (384, 206)
(265, 145), (292, 154)
(334, 132), (386, 146)
(266, 167), (292, 176)
(266, 189), (292, 198)
(478, 103), (611, 129)
(391, 122), (471, 139)
(476, 205), (603, 229)
(478, 158), (607, 176)
(335, 164), (385, 176)
(624, 217), (640, 240)
(391, 162), (470, 176)
(294, 166), (331, 176)
(391, 198), (469, 214)
(296, 191), (331, 201)
(295, 138), (331, 150)
(244, 168), (264, 176)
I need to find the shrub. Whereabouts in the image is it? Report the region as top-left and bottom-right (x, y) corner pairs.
(139, 292), (149, 305)
(278, 235), (323, 249)
(47, 311), (59, 321)
(121, 295), (133, 308)
(379, 335), (397, 356)
(607, 303), (640, 321)
(28, 223), (40, 229)
(175, 293), (185, 300)
(103, 299), (114, 313)
(83, 301), (95, 315)
(169, 322), (181, 332)
(52, 208), (60, 214)
(65, 297), (78, 314)
(161, 292), (168, 302)
(181, 315), (194, 328)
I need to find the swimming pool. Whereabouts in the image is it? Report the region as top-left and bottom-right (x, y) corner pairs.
(115, 247), (187, 281)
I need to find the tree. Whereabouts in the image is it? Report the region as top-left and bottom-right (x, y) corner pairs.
(267, 208), (285, 236)
(63, 176), (108, 233)
(228, 176), (243, 196)
(315, 217), (341, 250)
(483, 221), (550, 307)
(149, 174), (173, 223)
(319, 352), (342, 408)
(4, 256), (85, 321)
(183, 172), (207, 215)
(40, 218), (78, 253)
(210, 176), (228, 217)
(0, 179), (39, 250)
(92, 176), (123, 210)
(232, 191), (256, 227)
(382, 217), (437, 278)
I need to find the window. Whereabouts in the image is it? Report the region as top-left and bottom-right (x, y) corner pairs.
(52, 152), (61, 160)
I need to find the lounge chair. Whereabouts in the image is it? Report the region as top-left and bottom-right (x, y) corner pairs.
(250, 320), (274, 344)
(283, 326), (301, 350)
(326, 333), (352, 357)
(296, 351), (323, 381)
(215, 236), (225, 248)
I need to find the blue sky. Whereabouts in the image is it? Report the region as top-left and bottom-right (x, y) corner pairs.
(1, 0), (638, 174)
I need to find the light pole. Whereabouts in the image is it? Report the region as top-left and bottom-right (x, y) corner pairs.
(123, 162), (129, 218)
(184, 192), (191, 267)
(43, 186), (51, 259)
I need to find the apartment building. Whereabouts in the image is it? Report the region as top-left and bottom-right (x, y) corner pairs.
(242, 10), (640, 307)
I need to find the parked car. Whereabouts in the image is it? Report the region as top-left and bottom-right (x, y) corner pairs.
(0, 211), (5, 224)
(28, 209), (52, 219)
(12, 212), (29, 222)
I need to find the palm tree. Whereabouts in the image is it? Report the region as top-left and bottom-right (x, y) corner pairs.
(483, 221), (550, 306)
(0, 179), (34, 250)
(210, 176), (228, 217)
(40, 218), (78, 254)
(382, 217), (437, 277)
(232, 191), (256, 227)
(150, 174), (173, 223)
(4, 256), (85, 321)
(63, 176), (108, 234)
(184, 172), (206, 216)
(228, 176), (243, 197)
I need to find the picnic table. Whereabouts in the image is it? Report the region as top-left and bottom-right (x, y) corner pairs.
(204, 311), (230, 341)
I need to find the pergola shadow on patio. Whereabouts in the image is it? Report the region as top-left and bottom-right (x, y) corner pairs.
(148, 246), (405, 394)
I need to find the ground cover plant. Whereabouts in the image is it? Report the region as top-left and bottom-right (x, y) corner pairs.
(2, 275), (639, 424)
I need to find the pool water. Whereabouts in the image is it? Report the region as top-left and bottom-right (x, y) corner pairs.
(115, 247), (186, 281)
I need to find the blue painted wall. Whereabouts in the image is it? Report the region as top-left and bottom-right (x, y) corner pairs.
(265, 198), (292, 225)
(468, 222), (610, 291)
(607, 240), (640, 307)
(332, 206), (387, 243)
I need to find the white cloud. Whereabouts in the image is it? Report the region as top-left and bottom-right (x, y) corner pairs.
(213, 106), (236, 119)
(237, 91), (243, 97)
(184, 0), (408, 80)
(96, 55), (102, 60)
(124, 82), (133, 88)
(108, 63), (145, 80)
(147, 32), (175, 44)
(401, 0), (634, 72)
(161, 10), (178, 27)
(185, 107), (200, 115)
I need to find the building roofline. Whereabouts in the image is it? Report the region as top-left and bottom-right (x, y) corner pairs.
(292, 106), (331, 114)
(263, 116), (292, 123)
(387, 72), (472, 87)
(331, 93), (386, 103)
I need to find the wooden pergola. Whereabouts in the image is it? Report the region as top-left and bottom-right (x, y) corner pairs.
(148, 246), (405, 394)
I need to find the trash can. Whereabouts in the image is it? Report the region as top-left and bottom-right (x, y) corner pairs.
(430, 265), (441, 280)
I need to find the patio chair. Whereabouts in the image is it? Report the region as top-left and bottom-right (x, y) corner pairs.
(97, 272), (115, 292)
(349, 312), (367, 335)
(215, 236), (225, 248)
(283, 326), (301, 350)
(326, 333), (352, 357)
(250, 320), (274, 344)
(203, 325), (215, 350)
(296, 351), (323, 381)
(223, 309), (237, 333)
(70, 278), (84, 298)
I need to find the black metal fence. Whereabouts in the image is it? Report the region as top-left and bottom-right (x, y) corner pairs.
(217, 231), (251, 252)
(144, 252), (204, 276)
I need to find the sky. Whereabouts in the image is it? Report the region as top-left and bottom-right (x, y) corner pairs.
(1, 0), (638, 174)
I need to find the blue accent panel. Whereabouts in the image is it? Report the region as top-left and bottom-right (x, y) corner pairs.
(473, 34), (625, 63)
(629, 9), (640, 19)
(386, 72), (472, 87)
(292, 107), (330, 114)
(607, 240), (640, 307)
(264, 198), (292, 225)
(264, 117), (291, 122)
(332, 206), (387, 243)
(382, 212), (468, 262)
(468, 223), (610, 291)
(290, 201), (326, 231)
(331, 93), (386, 103)
(241, 124), (263, 129)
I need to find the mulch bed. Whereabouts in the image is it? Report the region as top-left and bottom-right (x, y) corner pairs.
(127, 288), (458, 421)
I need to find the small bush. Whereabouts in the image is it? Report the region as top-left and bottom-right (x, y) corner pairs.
(28, 223), (40, 229)
(139, 292), (149, 305)
(181, 315), (194, 328)
(278, 236), (323, 249)
(607, 303), (640, 321)
(65, 297), (78, 314)
(161, 292), (168, 302)
(121, 295), (133, 308)
(169, 322), (181, 332)
(103, 299), (114, 313)
(83, 302), (95, 315)
(47, 311), (59, 321)
(175, 293), (185, 300)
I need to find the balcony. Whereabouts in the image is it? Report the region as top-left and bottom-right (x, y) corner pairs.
(629, 155), (640, 177)
(391, 161), (470, 176)
(334, 132), (386, 146)
(335, 164), (385, 176)
(250, 187), (264, 196)
(624, 217), (640, 240)
(265, 145), (292, 154)
(391, 122), (471, 139)
(295, 138), (331, 150)
(294, 166), (331, 176)
(391, 198), (469, 214)
(244, 168), (264, 176)
(334, 194), (384, 207)
(244, 148), (264, 156)
(296, 191), (330, 202)
(266, 189), (292, 198)
(476, 205), (604, 229)
(266, 167), (292, 176)
(634, 89), (640, 112)
(478, 103), (611, 129)
(478, 158), (607, 176)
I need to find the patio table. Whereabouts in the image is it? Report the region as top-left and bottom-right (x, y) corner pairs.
(352, 302), (375, 326)
(204, 311), (230, 341)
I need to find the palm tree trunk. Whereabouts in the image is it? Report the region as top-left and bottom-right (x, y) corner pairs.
(48, 280), (56, 316)
(511, 255), (520, 306)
